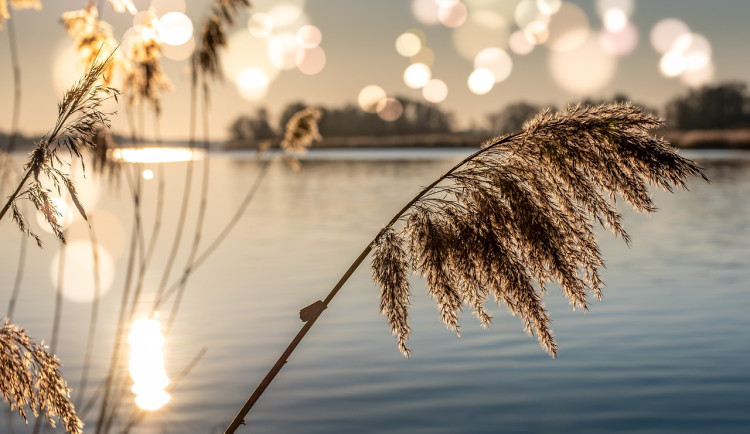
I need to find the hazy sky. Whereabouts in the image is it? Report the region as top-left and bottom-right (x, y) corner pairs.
(1, 0), (750, 140)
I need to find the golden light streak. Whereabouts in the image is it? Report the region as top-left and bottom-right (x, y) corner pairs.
(129, 318), (170, 411)
(112, 147), (203, 163)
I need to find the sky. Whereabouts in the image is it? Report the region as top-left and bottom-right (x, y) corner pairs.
(1, 0), (750, 140)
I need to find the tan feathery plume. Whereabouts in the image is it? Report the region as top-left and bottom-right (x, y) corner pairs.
(61, 4), (120, 86)
(193, 0), (251, 81)
(107, 0), (136, 14)
(9, 0), (41, 10)
(0, 321), (83, 434)
(0, 1), (9, 29)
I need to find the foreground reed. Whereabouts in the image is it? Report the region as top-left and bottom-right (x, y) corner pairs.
(225, 103), (707, 432)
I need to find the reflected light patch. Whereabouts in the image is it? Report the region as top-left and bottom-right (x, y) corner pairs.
(396, 32), (422, 57)
(423, 78), (448, 103)
(376, 98), (404, 122)
(452, 10), (509, 60)
(129, 318), (170, 411)
(296, 46), (326, 75)
(404, 63), (432, 89)
(438, 1), (468, 28)
(142, 169), (154, 180)
(112, 147), (203, 163)
(268, 33), (299, 70)
(51, 241), (115, 303)
(157, 12), (193, 45)
(248, 13), (274, 37)
(599, 23), (637, 56)
(296, 25), (322, 48)
(650, 18), (690, 54)
(603, 8), (628, 32)
(549, 35), (616, 95)
(36, 198), (74, 234)
(474, 47), (512, 83)
(537, 0), (562, 15)
(468, 68), (495, 95)
(545, 2), (589, 52)
(509, 30), (535, 55)
(411, 0), (440, 25)
(358, 85), (387, 113)
(161, 36), (195, 61)
(151, 0), (186, 16)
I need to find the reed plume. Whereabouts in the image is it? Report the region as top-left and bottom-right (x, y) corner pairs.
(107, 0), (136, 15)
(61, 4), (120, 87)
(372, 103), (706, 356)
(0, 321), (83, 433)
(225, 102), (707, 433)
(0, 50), (119, 244)
(193, 0), (251, 81)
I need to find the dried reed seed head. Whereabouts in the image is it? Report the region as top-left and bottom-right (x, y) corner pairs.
(0, 321), (83, 434)
(372, 228), (412, 356)
(280, 107), (323, 155)
(61, 5), (121, 87)
(194, 0), (251, 80)
(107, 0), (136, 14)
(371, 103), (705, 358)
(0, 1), (9, 28)
(9, 0), (41, 10)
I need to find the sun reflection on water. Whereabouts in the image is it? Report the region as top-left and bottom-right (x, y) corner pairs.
(129, 318), (170, 411)
(111, 147), (203, 163)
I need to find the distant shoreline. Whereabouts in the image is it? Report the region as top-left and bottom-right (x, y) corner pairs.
(223, 129), (750, 151)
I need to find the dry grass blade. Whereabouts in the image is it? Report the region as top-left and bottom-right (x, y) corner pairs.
(373, 103), (706, 357)
(0, 321), (83, 434)
(0, 49), (119, 244)
(193, 0), (251, 80)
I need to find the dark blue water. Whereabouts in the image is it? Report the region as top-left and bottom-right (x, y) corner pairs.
(1, 149), (748, 433)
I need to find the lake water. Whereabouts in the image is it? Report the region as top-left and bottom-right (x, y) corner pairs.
(1, 148), (749, 433)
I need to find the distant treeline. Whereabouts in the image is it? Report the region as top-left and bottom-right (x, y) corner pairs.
(227, 81), (750, 147)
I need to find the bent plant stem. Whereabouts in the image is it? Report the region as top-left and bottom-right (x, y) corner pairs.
(223, 133), (521, 433)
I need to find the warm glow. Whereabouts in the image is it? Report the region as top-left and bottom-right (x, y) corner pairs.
(268, 33), (299, 70)
(36, 197), (74, 233)
(474, 47), (512, 83)
(544, 2), (589, 52)
(603, 8), (628, 32)
(129, 318), (170, 411)
(142, 169), (154, 180)
(468, 68), (495, 95)
(524, 21), (549, 45)
(509, 30), (535, 55)
(296, 46), (326, 75)
(452, 10), (509, 60)
(537, 0), (562, 15)
(650, 18), (690, 54)
(151, 0), (186, 16)
(422, 78), (448, 103)
(358, 85), (387, 113)
(157, 12), (193, 46)
(395, 32), (422, 57)
(248, 13), (274, 37)
(237, 67), (270, 100)
(51, 241), (115, 303)
(411, 46), (436, 66)
(411, 0), (440, 25)
(659, 50), (686, 77)
(600, 23), (638, 56)
(515, 0), (551, 29)
(549, 35), (616, 95)
(112, 147), (202, 163)
(296, 25), (322, 48)
(161, 36), (195, 61)
(403, 63), (432, 89)
(376, 98), (404, 121)
(437, 1), (467, 28)
(268, 4), (304, 28)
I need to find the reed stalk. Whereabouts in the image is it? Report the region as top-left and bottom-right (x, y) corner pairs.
(224, 104), (707, 433)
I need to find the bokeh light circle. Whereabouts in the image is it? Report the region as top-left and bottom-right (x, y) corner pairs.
(599, 23), (637, 56)
(468, 68), (495, 95)
(157, 12), (193, 46)
(544, 2), (589, 52)
(423, 78), (448, 103)
(509, 30), (535, 55)
(474, 47), (512, 83)
(537, 0), (562, 15)
(377, 98), (404, 121)
(51, 241), (116, 303)
(296, 46), (326, 75)
(161, 36), (195, 61)
(297, 25), (322, 48)
(396, 32), (422, 57)
(515, 0), (551, 29)
(248, 13), (274, 37)
(452, 10), (510, 60)
(237, 68), (270, 100)
(411, 46), (436, 66)
(151, 0), (186, 17)
(438, 1), (468, 28)
(268, 32), (299, 70)
(548, 35), (616, 95)
(358, 85), (387, 112)
(411, 0), (440, 25)
(404, 63), (432, 89)
(650, 18), (690, 54)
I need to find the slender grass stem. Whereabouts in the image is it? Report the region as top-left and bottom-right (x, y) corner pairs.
(223, 134), (520, 433)
(6, 229), (28, 319)
(76, 214), (102, 408)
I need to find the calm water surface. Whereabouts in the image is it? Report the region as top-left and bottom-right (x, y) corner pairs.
(1, 149), (748, 433)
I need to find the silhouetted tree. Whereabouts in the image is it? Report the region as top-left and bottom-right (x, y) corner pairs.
(229, 108), (277, 142)
(486, 102), (546, 134)
(666, 83), (750, 130)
